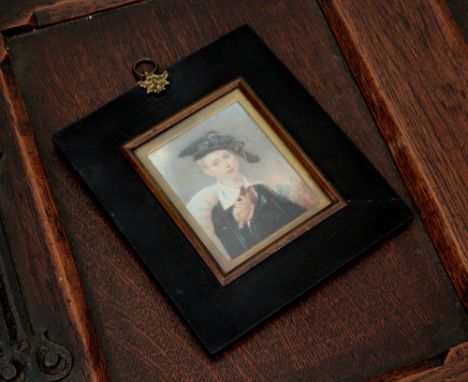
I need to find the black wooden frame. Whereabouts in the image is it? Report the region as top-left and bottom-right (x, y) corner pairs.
(53, 25), (412, 354)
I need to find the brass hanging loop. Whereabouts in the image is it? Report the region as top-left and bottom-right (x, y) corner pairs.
(133, 57), (170, 94)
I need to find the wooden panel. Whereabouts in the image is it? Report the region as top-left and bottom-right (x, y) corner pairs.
(319, 0), (468, 307)
(5, 0), (467, 380)
(0, 34), (8, 63)
(445, 0), (468, 39)
(0, 66), (109, 381)
(370, 342), (468, 381)
(0, 0), (143, 31)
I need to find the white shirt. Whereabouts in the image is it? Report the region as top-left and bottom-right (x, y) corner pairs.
(217, 176), (258, 210)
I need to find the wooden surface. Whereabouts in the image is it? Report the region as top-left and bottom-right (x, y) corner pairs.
(446, 0), (468, 39)
(3, 0), (466, 380)
(0, 34), (7, 63)
(408, 342), (468, 381)
(0, 0), (143, 31)
(319, 0), (468, 306)
(371, 341), (468, 381)
(0, 67), (109, 380)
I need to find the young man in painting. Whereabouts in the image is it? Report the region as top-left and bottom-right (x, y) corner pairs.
(179, 132), (308, 260)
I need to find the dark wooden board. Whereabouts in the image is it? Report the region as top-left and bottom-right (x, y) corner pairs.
(370, 341), (468, 381)
(0, 34), (7, 63)
(319, 0), (468, 306)
(0, 66), (109, 381)
(0, 0), (143, 31)
(445, 0), (468, 40)
(5, 0), (467, 380)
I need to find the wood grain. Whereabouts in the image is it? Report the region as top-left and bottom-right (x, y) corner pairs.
(0, 34), (8, 63)
(445, 0), (468, 40)
(4, 0), (467, 380)
(399, 342), (468, 381)
(0, 66), (110, 381)
(0, 0), (143, 31)
(319, 0), (468, 306)
(370, 341), (468, 381)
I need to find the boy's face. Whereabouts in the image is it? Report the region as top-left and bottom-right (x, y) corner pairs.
(198, 149), (240, 180)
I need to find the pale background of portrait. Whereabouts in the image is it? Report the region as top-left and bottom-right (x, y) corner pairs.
(147, 102), (313, 205)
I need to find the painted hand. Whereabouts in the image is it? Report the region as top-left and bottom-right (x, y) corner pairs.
(232, 186), (257, 229)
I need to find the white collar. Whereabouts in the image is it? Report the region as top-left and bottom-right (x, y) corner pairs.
(217, 176), (258, 210)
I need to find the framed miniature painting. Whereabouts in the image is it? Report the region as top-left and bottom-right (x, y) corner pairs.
(122, 79), (345, 285)
(53, 26), (412, 354)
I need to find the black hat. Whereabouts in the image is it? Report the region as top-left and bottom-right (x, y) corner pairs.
(179, 132), (259, 163)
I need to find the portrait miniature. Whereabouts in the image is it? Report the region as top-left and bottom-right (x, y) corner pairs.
(123, 79), (343, 284)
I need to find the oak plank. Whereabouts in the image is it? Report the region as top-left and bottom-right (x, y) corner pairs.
(319, 0), (468, 306)
(0, 0), (143, 31)
(0, 34), (7, 63)
(0, 65), (110, 382)
(445, 0), (468, 40)
(370, 342), (468, 381)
